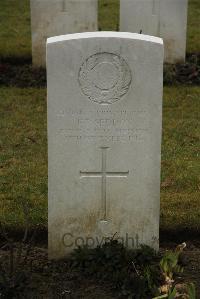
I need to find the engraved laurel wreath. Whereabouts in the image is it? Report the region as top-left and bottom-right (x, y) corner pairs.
(78, 52), (132, 105)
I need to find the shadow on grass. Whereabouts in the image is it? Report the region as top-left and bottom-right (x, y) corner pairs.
(0, 63), (46, 88)
(0, 53), (199, 88)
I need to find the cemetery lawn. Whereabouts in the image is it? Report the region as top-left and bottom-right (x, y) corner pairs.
(0, 0), (199, 61)
(0, 86), (199, 236)
(0, 0), (31, 62)
(187, 0), (200, 53)
(98, 0), (119, 31)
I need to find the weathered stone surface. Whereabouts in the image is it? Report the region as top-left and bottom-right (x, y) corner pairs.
(47, 32), (163, 259)
(120, 0), (188, 63)
(30, 0), (97, 67)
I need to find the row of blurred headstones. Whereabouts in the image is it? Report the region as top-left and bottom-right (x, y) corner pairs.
(30, 0), (188, 67)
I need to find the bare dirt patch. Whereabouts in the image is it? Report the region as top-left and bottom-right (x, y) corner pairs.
(0, 54), (199, 88)
(0, 239), (199, 299)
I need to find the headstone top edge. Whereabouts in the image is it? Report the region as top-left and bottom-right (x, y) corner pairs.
(47, 31), (163, 46)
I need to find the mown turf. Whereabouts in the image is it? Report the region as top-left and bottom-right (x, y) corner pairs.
(161, 86), (200, 232)
(0, 87), (199, 231)
(0, 0), (31, 61)
(98, 0), (119, 31)
(187, 0), (200, 53)
(0, 88), (47, 228)
(0, 0), (199, 61)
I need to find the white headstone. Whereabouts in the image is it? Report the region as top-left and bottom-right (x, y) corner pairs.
(47, 32), (163, 259)
(120, 0), (188, 63)
(30, 0), (97, 67)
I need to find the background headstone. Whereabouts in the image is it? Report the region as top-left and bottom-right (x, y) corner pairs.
(30, 0), (98, 67)
(120, 0), (188, 63)
(47, 32), (163, 259)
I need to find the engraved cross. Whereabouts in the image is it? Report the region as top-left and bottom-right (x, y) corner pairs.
(80, 147), (129, 221)
(62, 0), (67, 12)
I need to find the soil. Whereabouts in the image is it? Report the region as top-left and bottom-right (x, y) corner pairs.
(0, 237), (199, 299)
(0, 53), (199, 88)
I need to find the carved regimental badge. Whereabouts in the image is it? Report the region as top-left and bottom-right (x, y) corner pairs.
(78, 52), (132, 104)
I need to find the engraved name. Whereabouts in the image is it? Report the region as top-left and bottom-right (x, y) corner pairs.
(55, 108), (148, 143)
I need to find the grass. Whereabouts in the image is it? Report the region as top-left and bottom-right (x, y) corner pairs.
(187, 0), (200, 53)
(98, 0), (119, 31)
(0, 88), (47, 228)
(161, 86), (200, 232)
(0, 0), (31, 61)
(0, 86), (199, 232)
(0, 0), (199, 61)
